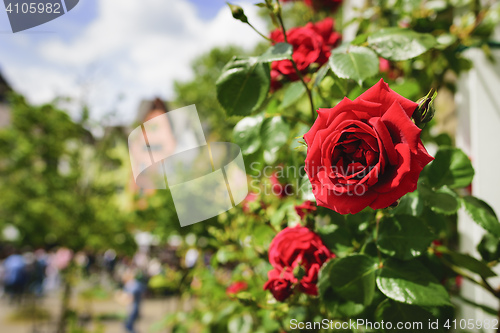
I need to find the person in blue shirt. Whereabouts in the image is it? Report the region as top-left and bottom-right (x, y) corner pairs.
(123, 270), (147, 333)
(3, 248), (27, 304)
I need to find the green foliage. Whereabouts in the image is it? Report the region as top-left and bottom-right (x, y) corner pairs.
(257, 43), (293, 62)
(326, 255), (377, 306)
(367, 28), (437, 61)
(463, 195), (500, 237)
(329, 45), (380, 86)
(377, 259), (451, 307)
(427, 146), (475, 189)
(377, 215), (434, 260)
(216, 57), (270, 117)
(375, 300), (442, 333)
(0, 95), (136, 254)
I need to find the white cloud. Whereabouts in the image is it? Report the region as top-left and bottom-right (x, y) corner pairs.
(24, 0), (267, 123)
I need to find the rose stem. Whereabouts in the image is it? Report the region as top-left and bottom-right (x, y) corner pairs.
(275, 0), (316, 123)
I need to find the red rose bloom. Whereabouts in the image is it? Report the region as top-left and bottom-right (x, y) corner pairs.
(304, 79), (434, 215)
(270, 18), (341, 82)
(263, 267), (296, 301)
(226, 281), (248, 296)
(264, 226), (334, 301)
(295, 200), (317, 219)
(282, 0), (343, 12)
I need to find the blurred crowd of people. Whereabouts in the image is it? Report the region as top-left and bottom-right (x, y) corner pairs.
(0, 243), (199, 332)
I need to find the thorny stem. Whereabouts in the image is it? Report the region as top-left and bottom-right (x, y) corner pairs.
(275, 0), (316, 123)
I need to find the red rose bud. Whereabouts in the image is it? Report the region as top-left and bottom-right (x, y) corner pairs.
(413, 89), (437, 127)
(432, 240), (443, 257)
(304, 79), (434, 214)
(295, 200), (317, 219)
(265, 226), (334, 300)
(226, 3), (248, 23)
(263, 267), (296, 302)
(226, 281), (248, 296)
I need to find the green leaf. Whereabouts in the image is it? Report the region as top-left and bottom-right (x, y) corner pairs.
(337, 301), (365, 317)
(463, 196), (500, 237)
(313, 64), (330, 88)
(351, 33), (368, 46)
(260, 116), (290, 164)
(316, 224), (353, 256)
(391, 191), (423, 216)
(377, 259), (451, 307)
(280, 81), (306, 109)
(367, 28), (437, 61)
(257, 43), (293, 63)
(329, 255), (377, 306)
(420, 185), (460, 215)
(478, 233), (500, 262)
(439, 248), (497, 278)
(216, 57), (270, 116)
(427, 147), (474, 189)
(375, 299), (443, 333)
(232, 114), (264, 155)
(377, 215), (434, 260)
(317, 259), (335, 298)
(329, 45), (379, 86)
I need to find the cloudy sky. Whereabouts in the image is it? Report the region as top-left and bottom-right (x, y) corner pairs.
(0, 0), (266, 123)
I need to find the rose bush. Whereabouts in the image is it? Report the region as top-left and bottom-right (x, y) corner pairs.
(164, 1), (500, 331)
(304, 79), (434, 214)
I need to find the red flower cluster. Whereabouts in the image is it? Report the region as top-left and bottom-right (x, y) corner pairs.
(264, 226), (334, 301)
(304, 79), (434, 214)
(282, 0), (343, 12)
(270, 18), (341, 89)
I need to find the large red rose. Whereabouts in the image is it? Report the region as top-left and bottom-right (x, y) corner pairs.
(264, 226), (334, 301)
(304, 79), (434, 215)
(270, 18), (341, 83)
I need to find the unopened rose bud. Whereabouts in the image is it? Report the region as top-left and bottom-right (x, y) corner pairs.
(227, 3), (248, 23)
(413, 89), (437, 127)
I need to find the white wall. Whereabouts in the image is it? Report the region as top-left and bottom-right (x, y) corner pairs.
(456, 43), (500, 331)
